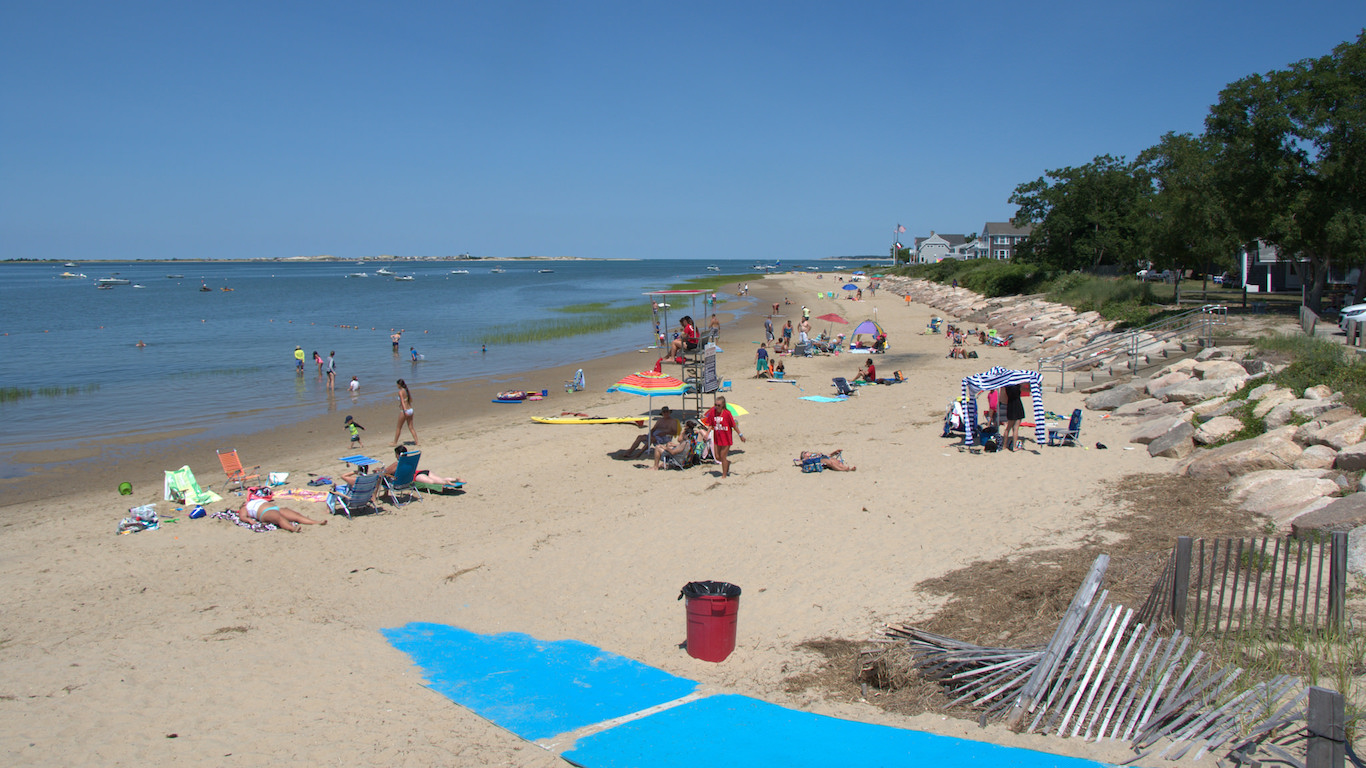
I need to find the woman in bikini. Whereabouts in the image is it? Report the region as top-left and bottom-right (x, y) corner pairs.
(392, 379), (419, 445)
(798, 449), (856, 471)
(235, 499), (327, 532)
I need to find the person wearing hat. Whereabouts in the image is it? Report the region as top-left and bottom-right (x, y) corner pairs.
(293, 345), (305, 372)
(622, 406), (680, 460)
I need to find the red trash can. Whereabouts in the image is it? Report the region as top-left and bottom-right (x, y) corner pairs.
(679, 581), (741, 662)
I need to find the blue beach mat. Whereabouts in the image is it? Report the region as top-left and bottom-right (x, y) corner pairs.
(800, 395), (847, 402)
(382, 623), (1113, 768)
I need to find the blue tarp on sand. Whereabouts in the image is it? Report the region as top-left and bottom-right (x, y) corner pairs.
(382, 622), (1113, 768)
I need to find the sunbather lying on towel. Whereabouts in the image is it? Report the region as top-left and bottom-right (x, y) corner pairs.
(236, 499), (327, 532)
(340, 445), (462, 486)
(798, 450), (856, 471)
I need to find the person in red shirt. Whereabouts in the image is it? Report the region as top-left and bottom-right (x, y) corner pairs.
(667, 316), (700, 360)
(702, 395), (746, 477)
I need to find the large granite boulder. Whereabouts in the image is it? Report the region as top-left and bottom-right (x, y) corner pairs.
(1085, 383), (1145, 411)
(1114, 397), (1165, 417)
(1295, 444), (1339, 470)
(1195, 416), (1244, 445)
(1131, 416), (1184, 445)
(1228, 469), (1343, 523)
(1252, 389), (1298, 418)
(1149, 421), (1196, 459)
(1334, 442), (1366, 472)
(1304, 384), (1334, 400)
(1179, 427), (1304, 480)
(1264, 399), (1343, 429)
(1195, 347), (1228, 361)
(1300, 417), (1366, 451)
(1291, 493), (1366, 538)
(1155, 377), (1243, 405)
(1146, 371), (1192, 395)
(1247, 383), (1282, 402)
(1189, 397), (1231, 419)
(1193, 360), (1250, 381)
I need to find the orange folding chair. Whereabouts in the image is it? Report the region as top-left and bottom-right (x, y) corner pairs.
(216, 448), (261, 492)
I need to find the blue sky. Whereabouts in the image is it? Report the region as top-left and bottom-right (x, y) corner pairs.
(2, 1), (1363, 261)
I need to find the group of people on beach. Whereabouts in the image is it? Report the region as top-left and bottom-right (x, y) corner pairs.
(619, 396), (746, 477)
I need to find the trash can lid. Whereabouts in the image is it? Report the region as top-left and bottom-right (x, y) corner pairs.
(678, 581), (741, 600)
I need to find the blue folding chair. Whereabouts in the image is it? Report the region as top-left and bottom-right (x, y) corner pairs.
(383, 449), (423, 507)
(326, 472), (382, 518)
(1048, 409), (1083, 447)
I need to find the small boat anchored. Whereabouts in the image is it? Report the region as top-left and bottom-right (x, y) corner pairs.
(376, 267), (395, 276)
(347, 272), (369, 278)
(537, 269), (554, 273)
(393, 275), (415, 281)
(450, 269), (469, 274)
(706, 265), (720, 271)
(95, 276), (131, 286)
(489, 268), (505, 273)
(59, 271), (87, 279)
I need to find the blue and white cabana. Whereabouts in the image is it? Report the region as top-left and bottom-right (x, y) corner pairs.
(960, 367), (1047, 447)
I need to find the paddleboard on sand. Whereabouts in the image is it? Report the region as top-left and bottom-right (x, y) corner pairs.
(532, 416), (647, 426)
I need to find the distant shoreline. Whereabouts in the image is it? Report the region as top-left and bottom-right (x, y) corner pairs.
(2, 254), (890, 264)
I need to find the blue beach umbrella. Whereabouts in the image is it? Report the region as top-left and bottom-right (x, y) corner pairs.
(842, 283), (858, 291)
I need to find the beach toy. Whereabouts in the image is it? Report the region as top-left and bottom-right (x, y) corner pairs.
(118, 481), (133, 495)
(189, 505), (206, 519)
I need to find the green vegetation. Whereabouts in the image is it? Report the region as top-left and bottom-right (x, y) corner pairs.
(1, 383), (100, 402)
(670, 273), (749, 292)
(472, 302), (654, 345)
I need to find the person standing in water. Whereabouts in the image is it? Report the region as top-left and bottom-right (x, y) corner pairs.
(393, 379), (418, 445)
(326, 351), (336, 390)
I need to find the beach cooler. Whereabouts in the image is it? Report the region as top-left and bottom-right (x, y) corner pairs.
(679, 581), (741, 662)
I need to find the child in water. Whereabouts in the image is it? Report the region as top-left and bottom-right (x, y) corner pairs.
(344, 415), (365, 448)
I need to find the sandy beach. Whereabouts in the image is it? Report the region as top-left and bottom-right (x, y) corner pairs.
(1, 272), (1175, 766)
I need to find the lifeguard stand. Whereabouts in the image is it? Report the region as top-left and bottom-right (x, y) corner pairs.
(646, 288), (714, 418)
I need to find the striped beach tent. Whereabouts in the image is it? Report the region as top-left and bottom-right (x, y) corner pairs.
(960, 367), (1047, 447)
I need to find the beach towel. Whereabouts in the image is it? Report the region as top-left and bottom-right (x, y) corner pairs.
(211, 508), (276, 533)
(800, 395), (848, 403)
(276, 488), (329, 503)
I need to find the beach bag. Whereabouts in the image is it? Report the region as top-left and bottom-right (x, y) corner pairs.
(247, 486), (274, 501)
(968, 350), (978, 358)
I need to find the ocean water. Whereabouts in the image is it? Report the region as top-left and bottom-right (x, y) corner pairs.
(0, 258), (846, 478)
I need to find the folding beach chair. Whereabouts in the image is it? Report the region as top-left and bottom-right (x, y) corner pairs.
(216, 448), (261, 493)
(326, 472), (383, 518)
(565, 369), (586, 392)
(383, 449), (423, 508)
(164, 465), (223, 506)
(1048, 409), (1084, 447)
(832, 377), (857, 397)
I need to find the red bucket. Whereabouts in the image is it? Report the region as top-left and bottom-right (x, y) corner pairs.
(680, 581), (741, 662)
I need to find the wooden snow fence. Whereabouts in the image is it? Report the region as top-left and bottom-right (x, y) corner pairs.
(862, 554), (1336, 764)
(1136, 533), (1349, 638)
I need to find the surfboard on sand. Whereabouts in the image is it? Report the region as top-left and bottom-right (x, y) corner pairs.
(532, 416), (646, 426)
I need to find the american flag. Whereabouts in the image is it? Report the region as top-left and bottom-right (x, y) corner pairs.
(896, 224), (906, 233)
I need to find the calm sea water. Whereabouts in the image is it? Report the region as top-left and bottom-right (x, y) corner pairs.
(0, 258), (847, 478)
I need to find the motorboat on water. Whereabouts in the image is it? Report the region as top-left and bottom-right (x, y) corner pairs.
(489, 268), (505, 273)
(65, 262), (78, 267)
(59, 271), (87, 279)
(450, 269), (469, 274)
(95, 277), (131, 286)
(133, 284), (147, 289)
(393, 275), (415, 281)
(167, 274), (184, 278)
(537, 269), (554, 273)
(706, 265), (720, 271)
(376, 267), (395, 276)
(347, 272), (369, 278)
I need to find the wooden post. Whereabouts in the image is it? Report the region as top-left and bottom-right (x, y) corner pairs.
(1328, 531), (1347, 635)
(1172, 537), (1193, 632)
(1307, 686), (1345, 768)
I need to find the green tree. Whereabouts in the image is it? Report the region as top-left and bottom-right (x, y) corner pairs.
(1205, 31), (1366, 310)
(1135, 132), (1241, 299)
(1009, 155), (1152, 272)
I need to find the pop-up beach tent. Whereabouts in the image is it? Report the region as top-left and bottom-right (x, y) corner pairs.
(960, 367), (1047, 447)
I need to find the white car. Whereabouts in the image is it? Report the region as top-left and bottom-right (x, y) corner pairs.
(1338, 303), (1366, 331)
(1137, 269), (1171, 282)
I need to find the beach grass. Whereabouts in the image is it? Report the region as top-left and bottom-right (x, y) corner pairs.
(670, 274), (750, 292)
(473, 302), (654, 345)
(1, 383), (100, 402)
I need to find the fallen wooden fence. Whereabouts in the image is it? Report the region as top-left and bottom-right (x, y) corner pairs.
(1136, 532), (1349, 638)
(864, 553), (1350, 764)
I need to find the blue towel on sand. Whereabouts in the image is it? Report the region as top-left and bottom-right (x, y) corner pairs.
(800, 395), (847, 403)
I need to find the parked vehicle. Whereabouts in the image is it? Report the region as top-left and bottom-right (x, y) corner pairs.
(1338, 303), (1366, 331)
